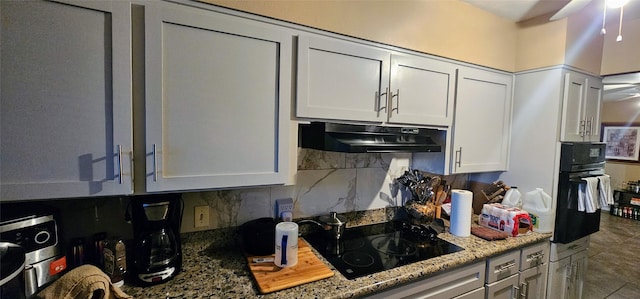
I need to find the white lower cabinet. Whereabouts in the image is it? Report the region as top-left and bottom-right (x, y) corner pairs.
(363, 242), (549, 299)
(364, 262), (485, 299)
(547, 237), (589, 299)
(486, 273), (520, 299)
(485, 242), (549, 299)
(519, 264), (549, 299)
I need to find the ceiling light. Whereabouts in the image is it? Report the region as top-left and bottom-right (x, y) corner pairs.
(607, 0), (629, 8)
(601, 0), (629, 42)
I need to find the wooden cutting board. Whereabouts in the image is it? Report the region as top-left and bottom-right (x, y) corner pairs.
(246, 238), (334, 294)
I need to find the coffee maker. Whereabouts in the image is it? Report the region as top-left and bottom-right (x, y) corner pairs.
(128, 194), (183, 285)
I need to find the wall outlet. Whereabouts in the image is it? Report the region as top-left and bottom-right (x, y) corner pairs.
(194, 206), (209, 228)
(275, 198), (294, 221)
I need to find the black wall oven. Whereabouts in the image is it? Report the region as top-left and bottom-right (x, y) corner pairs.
(553, 142), (606, 244)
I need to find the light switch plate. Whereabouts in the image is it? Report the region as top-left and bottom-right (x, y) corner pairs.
(194, 206), (209, 228)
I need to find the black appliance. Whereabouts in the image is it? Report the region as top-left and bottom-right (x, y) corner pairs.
(554, 142), (606, 244)
(0, 204), (65, 291)
(129, 195), (183, 285)
(0, 242), (26, 299)
(299, 122), (444, 153)
(304, 221), (464, 280)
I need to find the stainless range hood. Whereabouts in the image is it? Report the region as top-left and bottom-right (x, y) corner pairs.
(299, 122), (443, 153)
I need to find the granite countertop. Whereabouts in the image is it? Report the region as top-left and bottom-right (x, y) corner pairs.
(121, 218), (551, 299)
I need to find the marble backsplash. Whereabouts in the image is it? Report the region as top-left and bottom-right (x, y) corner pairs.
(181, 148), (469, 233)
(6, 148), (468, 242)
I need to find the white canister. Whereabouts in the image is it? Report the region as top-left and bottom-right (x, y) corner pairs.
(274, 222), (298, 268)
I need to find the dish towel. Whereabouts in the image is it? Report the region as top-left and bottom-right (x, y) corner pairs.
(580, 177), (600, 213)
(598, 174), (614, 207)
(36, 264), (132, 299)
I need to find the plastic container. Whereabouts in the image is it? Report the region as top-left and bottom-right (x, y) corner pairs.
(522, 188), (554, 233)
(501, 187), (522, 208)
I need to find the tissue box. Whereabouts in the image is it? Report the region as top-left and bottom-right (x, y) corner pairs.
(478, 203), (533, 237)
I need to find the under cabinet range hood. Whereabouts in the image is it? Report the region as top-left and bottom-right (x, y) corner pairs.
(299, 122), (443, 153)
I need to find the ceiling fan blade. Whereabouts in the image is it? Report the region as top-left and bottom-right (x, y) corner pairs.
(550, 0), (593, 21)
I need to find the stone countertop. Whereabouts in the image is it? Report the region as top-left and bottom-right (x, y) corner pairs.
(121, 222), (551, 299)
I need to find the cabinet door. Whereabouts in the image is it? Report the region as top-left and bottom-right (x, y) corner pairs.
(0, 0), (132, 200)
(452, 67), (512, 173)
(144, 1), (291, 192)
(570, 250), (589, 299)
(560, 71), (604, 142)
(547, 257), (572, 299)
(297, 35), (390, 122)
(485, 274), (520, 299)
(388, 54), (456, 126)
(519, 263), (549, 299)
(561, 72), (587, 141)
(584, 78), (603, 141)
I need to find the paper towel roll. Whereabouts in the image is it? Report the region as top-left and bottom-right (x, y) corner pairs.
(450, 189), (473, 237)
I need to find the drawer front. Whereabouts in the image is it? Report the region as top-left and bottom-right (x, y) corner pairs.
(520, 242), (550, 271)
(486, 250), (520, 283)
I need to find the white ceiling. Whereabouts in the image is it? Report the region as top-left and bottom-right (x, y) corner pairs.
(462, 0), (572, 22)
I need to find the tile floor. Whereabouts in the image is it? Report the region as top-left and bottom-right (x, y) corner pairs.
(584, 211), (640, 299)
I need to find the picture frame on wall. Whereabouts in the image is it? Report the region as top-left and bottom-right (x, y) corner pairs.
(601, 122), (640, 162)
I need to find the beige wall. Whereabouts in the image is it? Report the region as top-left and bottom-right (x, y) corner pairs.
(515, 16), (567, 72)
(564, 0), (605, 75)
(203, 0), (638, 75)
(601, 17), (640, 75)
(514, 0), (604, 75)
(203, 0), (518, 71)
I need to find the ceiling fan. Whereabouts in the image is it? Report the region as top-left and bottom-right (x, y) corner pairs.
(550, 0), (630, 41)
(550, 0), (594, 20)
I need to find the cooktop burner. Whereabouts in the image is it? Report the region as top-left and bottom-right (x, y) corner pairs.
(304, 221), (464, 280)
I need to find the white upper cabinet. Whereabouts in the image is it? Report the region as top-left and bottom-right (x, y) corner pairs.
(297, 35), (390, 123)
(452, 67), (513, 174)
(388, 54), (456, 126)
(561, 71), (603, 142)
(143, 1), (291, 192)
(297, 34), (455, 127)
(0, 0), (133, 201)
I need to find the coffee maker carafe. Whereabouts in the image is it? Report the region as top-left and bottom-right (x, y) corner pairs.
(129, 195), (183, 285)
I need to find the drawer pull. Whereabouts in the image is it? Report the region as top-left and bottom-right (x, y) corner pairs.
(527, 252), (544, 265)
(496, 261), (516, 273)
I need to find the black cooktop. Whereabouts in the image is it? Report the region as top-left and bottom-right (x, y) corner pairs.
(304, 221), (464, 280)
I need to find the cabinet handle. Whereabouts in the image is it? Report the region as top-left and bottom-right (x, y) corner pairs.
(589, 116), (594, 135)
(585, 118), (592, 136)
(496, 261), (516, 273)
(579, 120), (586, 137)
(521, 282), (528, 299)
(527, 252), (544, 265)
(512, 285), (520, 299)
(390, 89), (399, 114)
(455, 147), (462, 169)
(375, 87), (388, 114)
(117, 144), (123, 184)
(153, 144), (158, 182)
